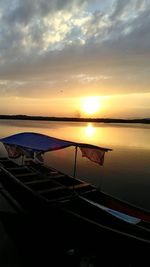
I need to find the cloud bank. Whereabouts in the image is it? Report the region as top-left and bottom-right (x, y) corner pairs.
(0, 0), (150, 99)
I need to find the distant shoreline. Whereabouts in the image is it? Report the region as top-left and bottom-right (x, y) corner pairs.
(0, 115), (150, 124)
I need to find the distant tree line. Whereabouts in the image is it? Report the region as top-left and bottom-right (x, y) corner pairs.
(0, 114), (150, 124)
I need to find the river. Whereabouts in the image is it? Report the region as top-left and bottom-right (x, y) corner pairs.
(0, 119), (150, 211)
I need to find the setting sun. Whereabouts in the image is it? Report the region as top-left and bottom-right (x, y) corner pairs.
(81, 97), (101, 115)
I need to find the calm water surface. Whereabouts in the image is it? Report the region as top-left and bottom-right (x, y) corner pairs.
(0, 119), (150, 211)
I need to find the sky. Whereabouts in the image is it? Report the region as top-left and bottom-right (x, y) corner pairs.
(0, 0), (150, 118)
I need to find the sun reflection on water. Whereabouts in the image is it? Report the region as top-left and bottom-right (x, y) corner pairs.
(85, 123), (95, 138)
(83, 123), (105, 147)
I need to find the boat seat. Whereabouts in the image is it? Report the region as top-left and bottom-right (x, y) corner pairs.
(7, 167), (35, 176)
(0, 160), (19, 168)
(26, 179), (61, 192)
(15, 174), (44, 183)
(0, 157), (8, 161)
(15, 172), (39, 177)
(46, 173), (61, 176)
(47, 173), (65, 179)
(38, 185), (64, 194)
(25, 178), (52, 185)
(41, 187), (72, 201)
(53, 175), (83, 187)
(28, 162), (58, 175)
(5, 167), (27, 170)
(71, 184), (96, 194)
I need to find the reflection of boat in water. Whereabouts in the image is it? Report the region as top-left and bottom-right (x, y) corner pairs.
(0, 132), (150, 261)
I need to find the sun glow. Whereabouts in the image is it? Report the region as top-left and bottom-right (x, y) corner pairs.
(81, 97), (101, 115)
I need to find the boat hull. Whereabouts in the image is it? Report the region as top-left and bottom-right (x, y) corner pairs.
(0, 157), (150, 252)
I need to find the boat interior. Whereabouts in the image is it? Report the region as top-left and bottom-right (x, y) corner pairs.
(0, 157), (96, 203)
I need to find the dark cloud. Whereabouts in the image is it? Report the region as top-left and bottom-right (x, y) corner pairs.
(3, 0), (86, 25)
(3, 0), (36, 26)
(111, 0), (147, 21)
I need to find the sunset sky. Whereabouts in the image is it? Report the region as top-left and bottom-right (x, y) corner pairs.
(0, 0), (150, 118)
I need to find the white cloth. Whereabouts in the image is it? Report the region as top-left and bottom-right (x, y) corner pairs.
(34, 152), (44, 164)
(4, 144), (23, 158)
(80, 147), (106, 165)
(80, 196), (141, 225)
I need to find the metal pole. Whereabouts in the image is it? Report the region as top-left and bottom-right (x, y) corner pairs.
(72, 146), (78, 193)
(21, 155), (24, 165)
(73, 146), (78, 179)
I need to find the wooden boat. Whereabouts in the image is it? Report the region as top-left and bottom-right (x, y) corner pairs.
(0, 132), (150, 255)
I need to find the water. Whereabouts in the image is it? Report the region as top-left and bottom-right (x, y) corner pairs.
(0, 119), (150, 211)
(0, 119), (150, 266)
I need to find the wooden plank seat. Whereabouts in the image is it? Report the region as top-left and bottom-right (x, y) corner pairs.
(47, 173), (65, 179)
(25, 179), (60, 192)
(6, 167), (35, 176)
(15, 172), (39, 177)
(14, 174), (44, 183)
(25, 178), (52, 185)
(41, 187), (72, 201)
(38, 185), (64, 194)
(53, 175), (83, 187)
(0, 157), (9, 161)
(71, 184), (96, 194)
(31, 167), (58, 176)
(0, 160), (18, 168)
(28, 161), (58, 175)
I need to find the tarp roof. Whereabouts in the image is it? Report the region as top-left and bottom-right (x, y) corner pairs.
(0, 132), (111, 152)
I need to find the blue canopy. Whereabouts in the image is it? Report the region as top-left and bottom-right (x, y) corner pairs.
(0, 132), (111, 152)
(0, 132), (75, 152)
(0, 132), (112, 165)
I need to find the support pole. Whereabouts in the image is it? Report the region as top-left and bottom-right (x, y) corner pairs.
(21, 155), (24, 165)
(73, 146), (78, 179)
(72, 146), (78, 193)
